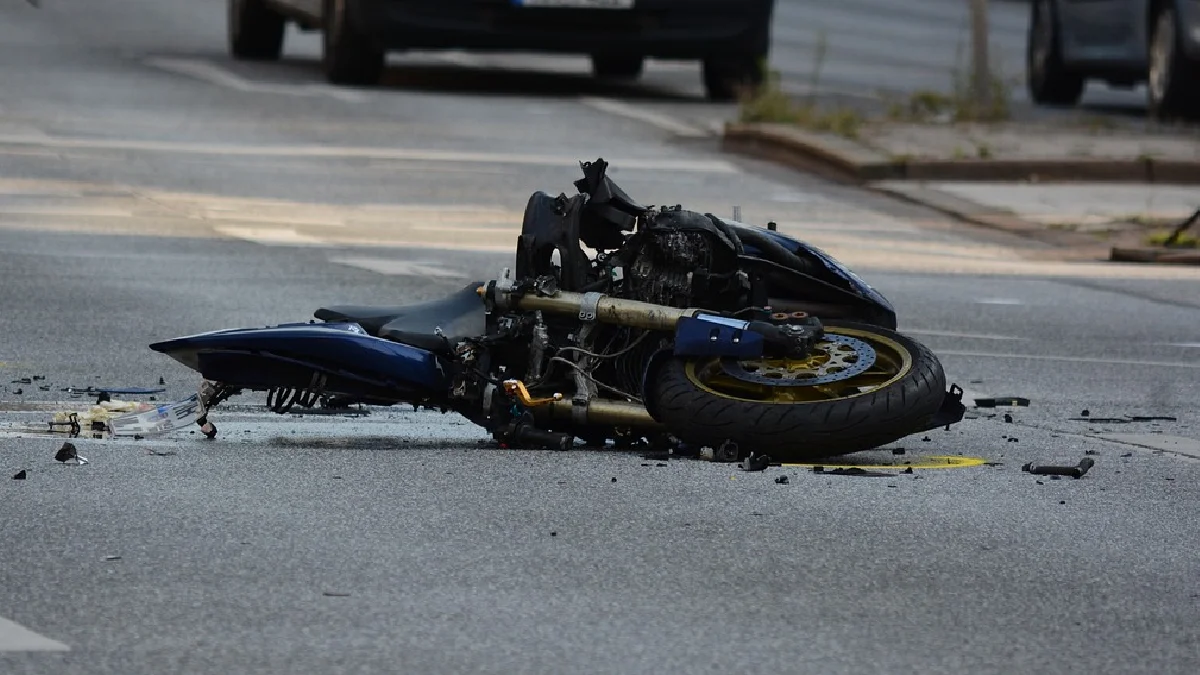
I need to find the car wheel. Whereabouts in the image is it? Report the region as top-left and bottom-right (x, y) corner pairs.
(1147, 3), (1200, 121)
(322, 0), (385, 86)
(591, 55), (644, 81)
(702, 54), (766, 102)
(228, 0), (285, 61)
(1026, 0), (1084, 105)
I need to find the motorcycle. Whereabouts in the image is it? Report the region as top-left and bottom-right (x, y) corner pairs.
(149, 159), (965, 461)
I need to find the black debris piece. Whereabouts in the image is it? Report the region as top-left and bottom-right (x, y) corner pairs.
(12, 378), (31, 384)
(158, 376), (166, 385)
(984, 461), (1004, 467)
(1050, 475), (1061, 480)
(1128, 416), (1177, 422)
(322, 592), (351, 597)
(332, 475), (343, 480)
(104, 555), (121, 561)
(1008, 437), (1019, 443)
(13, 388), (21, 395)
(146, 450), (177, 456)
(550, 531), (557, 537)
(913, 475), (925, 480)
(32, 375), (44, 381)
(921, 436), (931, 442)
(775, 476), (789, 484)
(1004, 414), (1013, 423)
(54, 442), (78, 463)
(901, 467), (914, 474)
(1120, 453), (1133, 457)
(1036, 480), (1044, 485)
(641, 463), (650, 467)
(975, 397), (1030, 408)
(813, 467), (894, 477)
(1081, 409), (1090, 417)
(611, 477), (617, 482)
(1070, 417), (1127, 423)
(38, 385), (49, 391)
(1059, 500), (1066, 505)
(1085, 450), (1098, 455)
(656, 463), (667, 467)
(969, 379), (984, 384)
(892, 448), (906, 455)
(12, 470), (26, 480)
(887, 484), (897, 488)
(739, 453), (771, 472)
(95, 391), (111, 404)
(1022, 457), (1094, 479)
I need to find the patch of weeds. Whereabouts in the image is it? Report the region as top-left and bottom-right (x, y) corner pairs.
(1146, 229), (1199, 248)
(975, 142), (993, 158)
(1079, 115), (1118, 132)
(738, 71), (864, 139)
(952, 146), (968, 159)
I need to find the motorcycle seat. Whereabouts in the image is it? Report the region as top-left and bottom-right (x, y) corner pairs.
(314, 281), (487, 353)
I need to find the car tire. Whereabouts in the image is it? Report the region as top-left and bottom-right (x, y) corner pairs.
(591, 55), (644, 81)
(1147, 3), (1200, 121)
(322, 0), (385, 86)
(702, 53), (766, 102)
(1026, 0), (1084, 106)
(228, 0), (286, 61)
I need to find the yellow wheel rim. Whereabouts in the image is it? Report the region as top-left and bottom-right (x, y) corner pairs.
(684, 327), (913, 404)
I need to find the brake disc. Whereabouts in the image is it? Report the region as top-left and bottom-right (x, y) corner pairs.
(719, 334), (877, 386)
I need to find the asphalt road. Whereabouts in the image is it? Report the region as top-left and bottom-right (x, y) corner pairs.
(2, 1), (1200, 674)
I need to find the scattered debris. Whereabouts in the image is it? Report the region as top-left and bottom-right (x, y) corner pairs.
(1085, 450), (1099, 455)
(1069, 415), (1178, 424)
(332, 475), (343, 479)
(812, 466), (894, 477)
(1004, 414), (1013, 423)
(146, 449), (177, 456)
(974, 397), (1030, 408)
(1059, 500), (1066, 505)
(700, 440), (742, 463)
(984, 461), (1004, 467)
(1081, 409), (1090, 417)
(892, 448), (906, 455)
(12, 378), (31, 385)
(921, 436), (931, 442)
(104, 555), (121, 561)
(13, 388), (22, 395)
(656, 463), (667, 467)
(12, 470), (26, 480)
(775, 475), (789, 484)
(739, 453), (771, 472)
(901, 467), (914, 474)
(322, 592), (351, 597)
(62, 386), (166, 396)
(1008, 437), (1019, 443)
(550, 531), (557, 537)
(1128, 416), (1177, 422)
(54, 442), (78, 463)
(1022, 457), (1094, 479)
(610, 477), (617, 482)
(158, 377), (166, 385)
(1120, 453), (1133, 457)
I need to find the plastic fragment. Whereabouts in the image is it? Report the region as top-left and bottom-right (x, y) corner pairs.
(12, 470), (26, 480)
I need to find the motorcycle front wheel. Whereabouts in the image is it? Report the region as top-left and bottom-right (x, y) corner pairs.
(649, 322), (948, 461)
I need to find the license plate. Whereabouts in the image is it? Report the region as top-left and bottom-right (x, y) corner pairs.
(109, 394), (203, 437)
(514, 0), (634, 8)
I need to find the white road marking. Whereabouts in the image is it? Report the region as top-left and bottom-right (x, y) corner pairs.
(975, 298), (1026, 305)
(578, 97), (709, 138)
(1165, 342), (1200, 349)
(0, 134), (740, 173)
(145, 57), (366, 103)
(212, 226), (326, 246)
(0, 617), (69, 652)
(936, 350), (1200, 369)
(329, 257), (466, 278)
(1096, 434), (1200, 461)
(902, 329), (1026, 341)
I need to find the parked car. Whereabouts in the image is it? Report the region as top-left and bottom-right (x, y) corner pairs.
(227, 0), (776, 101)
(1026, 0), (1200, 120)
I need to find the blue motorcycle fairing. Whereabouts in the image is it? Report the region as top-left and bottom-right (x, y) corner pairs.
(673, 314), (764, 359)
(149, 322), (448, 396)
(719, 219), (896, 321)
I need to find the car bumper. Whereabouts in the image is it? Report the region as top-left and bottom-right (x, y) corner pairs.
(350, 0), (775, 58)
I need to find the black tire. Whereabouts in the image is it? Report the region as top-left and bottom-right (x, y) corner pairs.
(228, 0), (286, 61)
(1147, 3), (1200, 121)
(591, 55), (645, 81)
(1026, 0), (1085, 106)
(322, 0), (385, 86)
(649, 322), (948, 461)
(702, 53), (766, 102)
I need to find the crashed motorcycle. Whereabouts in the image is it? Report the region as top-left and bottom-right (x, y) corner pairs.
(150, 159), (965, 461)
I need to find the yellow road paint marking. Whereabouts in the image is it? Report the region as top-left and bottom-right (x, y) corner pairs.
(783, 455), (988, 470)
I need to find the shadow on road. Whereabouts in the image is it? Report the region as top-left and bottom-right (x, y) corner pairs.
(260, 56), (706, 103)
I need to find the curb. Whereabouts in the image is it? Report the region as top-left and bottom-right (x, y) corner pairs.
(722, 122), (1200, 185)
